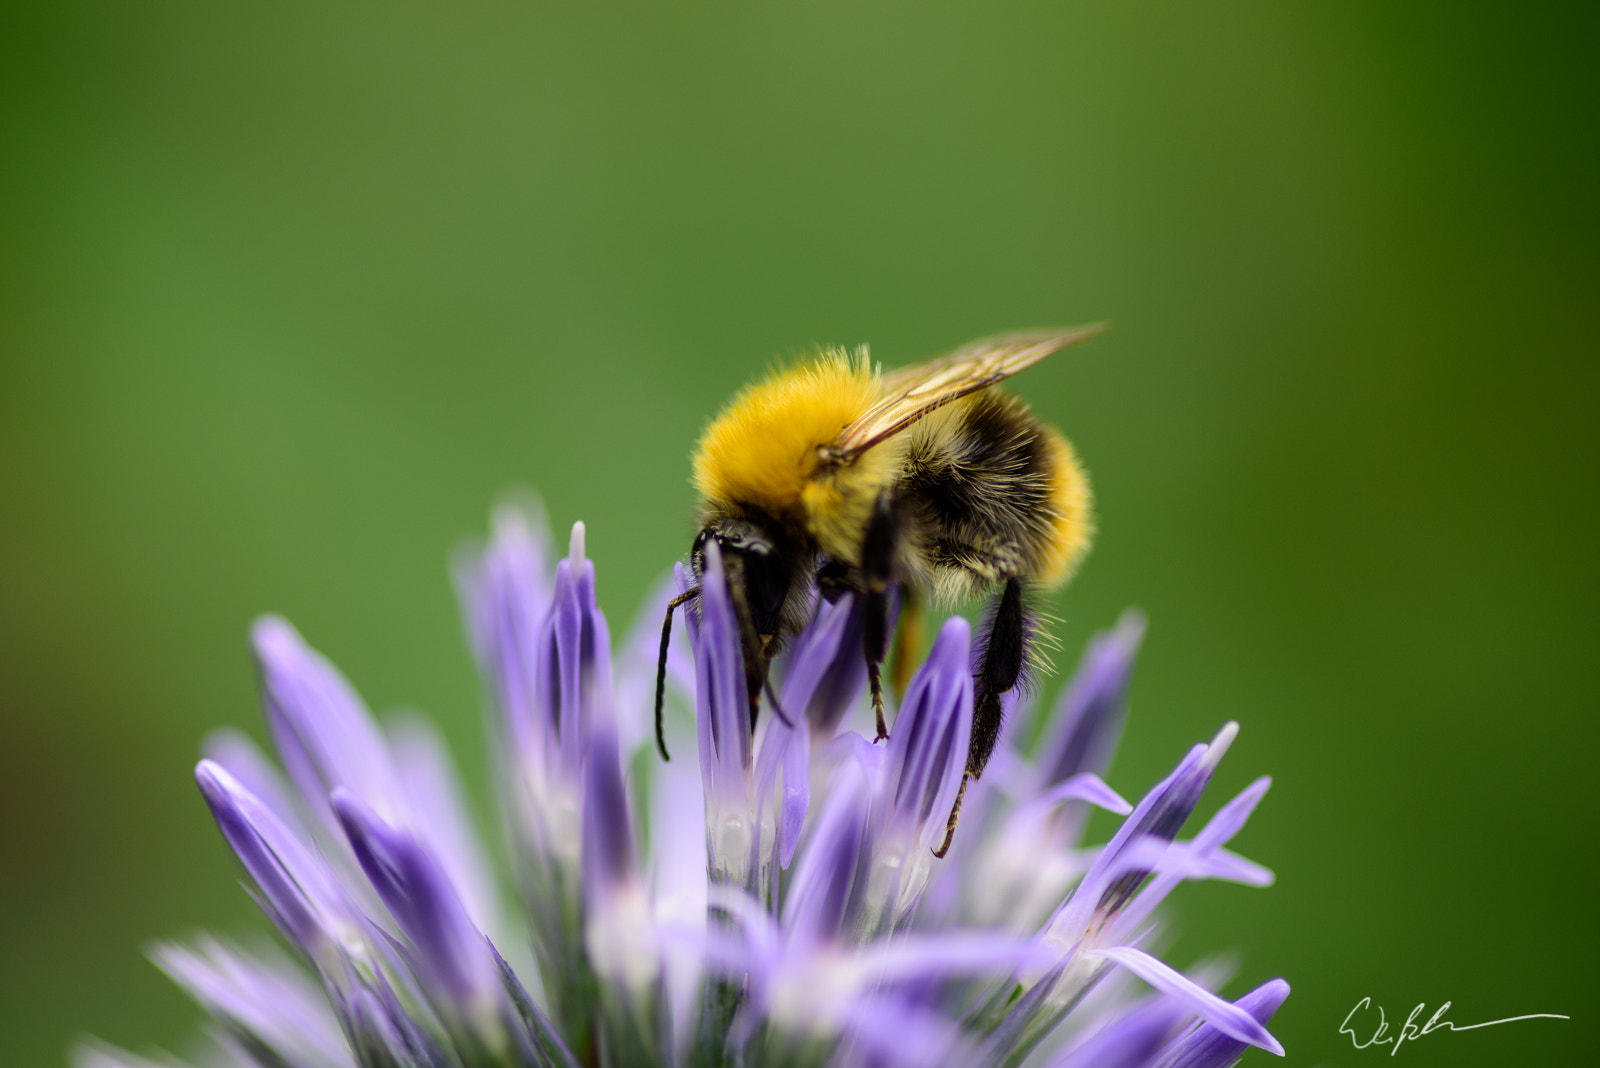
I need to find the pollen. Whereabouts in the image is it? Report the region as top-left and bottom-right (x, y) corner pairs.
(692, 349), (880, 522)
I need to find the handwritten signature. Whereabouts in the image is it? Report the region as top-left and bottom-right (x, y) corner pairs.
(1340, 997), (1568, 1056)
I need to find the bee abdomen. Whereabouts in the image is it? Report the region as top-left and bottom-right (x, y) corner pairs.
(900, 391), (1086, 597)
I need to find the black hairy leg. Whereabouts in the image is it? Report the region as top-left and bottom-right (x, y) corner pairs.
(972, 575), (1030, 775)
(860, 492), (899, 742)
(653, 586), (702, 762)
(934, 575), (1033, 857)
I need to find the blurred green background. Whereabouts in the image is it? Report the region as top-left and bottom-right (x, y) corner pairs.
(2, 1), (1595, 1065)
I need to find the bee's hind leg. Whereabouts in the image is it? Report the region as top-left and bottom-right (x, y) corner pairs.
(861, 493), (900, 742)
(934, 575), (1031, 857)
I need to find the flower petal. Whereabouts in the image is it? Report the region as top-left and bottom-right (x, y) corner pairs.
(1038, 610), (1145, 788)
(454, 502), (554, 766)
(1095, 946), (1284, 1056)
(882, 616), (973, 846)
(1044, 999), (1186, 1068)
(580, 688), (638, 906)
(151, 937), (352, 1067)
(1154, 978), (1290, 1068)
(386, 713), (506, 943)
(333, 789), (500, 1025)
(782, 590), (869, 736)
(252, 616), (405, 827)
(690, 543), (757, 887)
(194, 760), (356, 954)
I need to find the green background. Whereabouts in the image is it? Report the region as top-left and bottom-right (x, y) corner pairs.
(2, 2), (1595, 1065)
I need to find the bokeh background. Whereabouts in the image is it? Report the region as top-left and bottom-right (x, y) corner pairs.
(3, 2), (1596, 1065)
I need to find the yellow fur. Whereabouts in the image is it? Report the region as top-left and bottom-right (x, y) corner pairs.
(1036, 427), (1093, 587)
(799, 441), (903, 563)
(693, 350), (881, 531)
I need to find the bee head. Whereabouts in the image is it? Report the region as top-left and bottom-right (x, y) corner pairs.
(654, 511), (813, 763)
(691, 517), (792, 645)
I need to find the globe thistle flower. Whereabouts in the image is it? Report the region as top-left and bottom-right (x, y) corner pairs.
(80, 502), (1289, 1068)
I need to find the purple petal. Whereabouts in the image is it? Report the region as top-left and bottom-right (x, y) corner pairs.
(72, 1043), (204, 1068)
(778, 711), (811, 867)
(752, 690), (813, 871)
(1110, 776), (1273, 935)
(687, 930), (760, 978)
(1096, 946), (1284, 1056)
(1055, 724), (1238, 936)
(1155, 978), (1291, 1068)
(454, 503), (554, 765)
(385, 714), (504, 942)
(533, 522), (613, 785)
(689, 544), (756, 882)
(333, 789), (499, 1021)
(855, 931), (1061, 982)
(782, 591), (869, 737)
(1030, 772), (1134, 816)
(1104, 837), (1275, 905)
(1192, 777), (1271, 852)
(1038, 610), (1145, 787)
(580, 696), (637, 905)
(194, 760), (354, 953)
(837, 994), (974, 1068)
(151, 937), (352, 1066)
(1199, 848), (1274, 887)
(1044, 999), (1186, 1068)
(201, 729), (304, 830)
(251, 616), (404, 828)
(783, 759), (871, 947)
(346, 986), (412, 1068)
(704, 884), (782, 963)
(882, 616), (973, 845)
(649, 730), (707, 884)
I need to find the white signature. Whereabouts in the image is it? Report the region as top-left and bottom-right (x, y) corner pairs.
(1340, 997), (1569, 1056)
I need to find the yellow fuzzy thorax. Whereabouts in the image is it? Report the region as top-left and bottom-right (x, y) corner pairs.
(693, 350), (880, 527)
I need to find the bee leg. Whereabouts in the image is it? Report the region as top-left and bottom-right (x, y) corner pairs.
(867, 663), (889, 741)
(861, 492), (900, 742)
(934, 576), (1030, 855)
(932, 773), (969, 858)
(654, 587), (702, 762)
(972, 575), (1029, 778)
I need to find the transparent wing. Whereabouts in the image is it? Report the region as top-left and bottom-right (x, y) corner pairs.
(831, 324), (1107, 460)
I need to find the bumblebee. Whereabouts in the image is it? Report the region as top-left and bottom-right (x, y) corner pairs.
(654, 327), (1102, 854)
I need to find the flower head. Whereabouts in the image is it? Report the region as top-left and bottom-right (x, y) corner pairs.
(83, 501), (1289, 1068)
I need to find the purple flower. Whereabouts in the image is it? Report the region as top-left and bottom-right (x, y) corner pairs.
(686, 542), (758, 892)
(880, 615), (973, 852)
(332, 789), (502, 1031)
(1154, 978), (1292, 1068)
(84, 499), (1288, 1068)
(1038, 608), (1145, 790)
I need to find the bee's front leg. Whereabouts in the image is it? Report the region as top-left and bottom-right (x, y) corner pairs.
(860, 492), (900, 742)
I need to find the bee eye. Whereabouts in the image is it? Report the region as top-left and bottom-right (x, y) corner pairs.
(690, 530), (712, 575)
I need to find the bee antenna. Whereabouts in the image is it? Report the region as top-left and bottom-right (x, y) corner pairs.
(655, 586), (701, 762)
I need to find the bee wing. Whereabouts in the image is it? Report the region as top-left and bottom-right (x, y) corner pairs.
(832, 324), (1108, 460)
